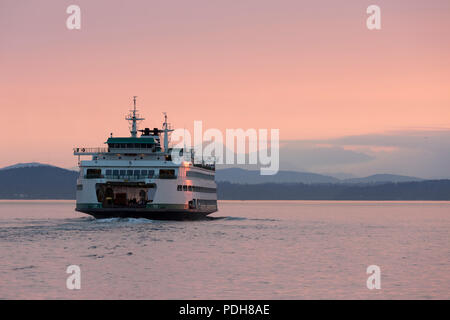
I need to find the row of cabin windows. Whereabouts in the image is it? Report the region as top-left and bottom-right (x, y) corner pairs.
(86, 168), (176, 179)
(108, 143), (156, 149)
(105, 169), (155, 177)
(177, 185), (217, 193)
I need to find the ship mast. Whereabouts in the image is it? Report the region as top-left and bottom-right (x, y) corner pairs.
(162, 112), (174, 153)
(125, 96), (145, 137)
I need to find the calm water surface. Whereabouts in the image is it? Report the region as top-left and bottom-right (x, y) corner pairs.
(0, 200), (448, 299)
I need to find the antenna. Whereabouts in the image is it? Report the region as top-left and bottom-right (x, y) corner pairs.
(183, 125), (186, 158)
(162, 112), (174, 153)
(125, 96), (145, 137)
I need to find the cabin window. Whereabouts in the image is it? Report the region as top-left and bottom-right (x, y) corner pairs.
(113, 170), (119, 176)
(188, 185), (193, 192)
(86, 169), (102, 178)
(120, 144), (126, 148)
(183, 185), (187, 191)
(148, 170), (155, 177)
(141, 170), (148, 176)
(127, 170), (133, 176)
(159, 169), (176, 179)
(106, 169), (112, 176)
(134, 170), (140, 176)
(177, 185), (182, 191)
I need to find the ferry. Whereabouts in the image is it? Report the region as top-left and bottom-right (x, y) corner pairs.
(74, 97), (217, 220)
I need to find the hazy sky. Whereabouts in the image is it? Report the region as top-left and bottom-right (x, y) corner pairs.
(1, 1), (449, 177)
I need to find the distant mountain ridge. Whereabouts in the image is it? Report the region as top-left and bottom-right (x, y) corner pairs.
(215, 168), (340, 184)
(343, 174), (423, 184)
(216, 168), (423, 184)
(0, 165), (78, 199)
(217, 180), (450, 200)
(0, 162), (56, 171)
(0, 163), (439, 200)
(0, 163), (425, 185)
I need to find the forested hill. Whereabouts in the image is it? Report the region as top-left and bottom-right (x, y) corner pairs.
(0, 166), (78, 199)
(1, 165), (449, 200)
(217, 181), (450, 200)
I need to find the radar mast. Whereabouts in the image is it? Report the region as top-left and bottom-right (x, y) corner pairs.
(162, 112), (174, 153)
(125, 96), (145, 137)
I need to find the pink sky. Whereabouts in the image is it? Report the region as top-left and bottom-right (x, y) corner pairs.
(1, 0), (449, 170)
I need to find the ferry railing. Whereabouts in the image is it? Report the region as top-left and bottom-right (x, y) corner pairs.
(75, 147), (165, 155)
(193, 163), (215, 171)
(108, 148), (162, 154)
(192, 156), (216, 171)
(74, 147), (109, 154)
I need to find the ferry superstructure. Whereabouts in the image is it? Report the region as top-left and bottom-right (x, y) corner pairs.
(74, 97), (217, 220)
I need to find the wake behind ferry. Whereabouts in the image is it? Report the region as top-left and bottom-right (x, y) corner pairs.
(74, 97), (217, 220)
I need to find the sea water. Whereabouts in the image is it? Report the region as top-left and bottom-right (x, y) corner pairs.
(0, 200), (448, 299)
